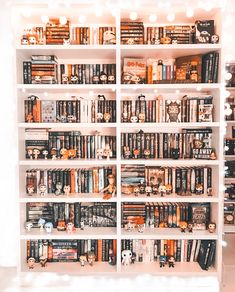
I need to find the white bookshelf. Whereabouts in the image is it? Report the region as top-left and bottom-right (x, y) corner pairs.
(14, 0), (224, 281)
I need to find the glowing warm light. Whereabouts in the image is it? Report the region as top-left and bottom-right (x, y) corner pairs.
(59, 16), (67, 25)
(78, 15), (87, 24)
(225, 72), (232, 81)
(176, 90), (180, 94)
(196, 86), (202, 91)
(21, 7), (32, 18)
(225, 108), (232, 116)
(154, 89), (158, 93)
(89, 90), (94, 96)
(186, 7), (194, 18)
(95, 8), (103, 17)
(222, 240), (228, 247)
(167, 13), (175, 22)
(224, 145), (229, 151)
(43, 92), (48, 97)
(112, 87), (116, 92)
(130, 11), (138, 21)
(149, 14), (157, 23)
(41, 15), (49, 24)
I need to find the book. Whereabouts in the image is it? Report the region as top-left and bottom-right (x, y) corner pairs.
(122, 58), (146, 84)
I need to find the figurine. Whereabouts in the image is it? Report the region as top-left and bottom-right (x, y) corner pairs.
(87, 251), (96, 266)
(126, 221), (133, 232)
(63, 185), (71, 196)
(57, 220), (66, 231)
(96, 148), (104, 159)
(179, 221), (188, 233)
(103, 144), (112, 159)
(70, 75), (78, 84)
(207, 187), (213, 197)
(79, 255), (87, 267)
(196, 183), (203, 195)
(63, 38), (70, 45)
(28, 35), (37, 45)
(21, 35), (29, 45)
(60, 148), (68, 160)
(33, 148), (40, 160)
(42, 149), (48, 159)
(138, 113), (145, 123)
(103, 30), (116, 44)
(68, 149), (76, 159)
(121, 250), (132, 266)
(62, 74), (69, 84)
(133, 149), (140, 159)
(130, 116), (138, 123)
(27, 257), (36, 269)
(27, 184), (35, 195)
(211, 34), (219, 44)
(26, 113), (33, 123)
(152, 185), (158, 195)
(66, 222), (75, 233)
(159, 255), (167, 267)
(208, 222), (216, 233)
(50, 148), (57, 160)
(39, 184), (47, 196)
(172, 39), (178, 44)
(27, 148), (33, 159)
(145, 186), (152, 197)
(25, 221), (33, 231)
(38, 218), (46, 231)
(124, 146), (131, 159)
(103, 112), (111, 123)
(108, 249), (116, 265)
(137, 217), (145, 233)
(44, 222), (53, 233)
(154, 38), (160, 45)
(187, 222), (193, 233)
(139, 179), (145, 194)
(144, 149), (151, 159)
(55, 182), (63, 196)
(165, 184), (172, 195)
(159, 185), (166, 197)
(133, 186), (140, 197)
(171, 148), (180, 159)
(100, 174), (116, 199)
(99, 71), (108, 84)
(40, 256), (47, 267)
(96, 112), (103, 122)
(80, 220), (85, 230)
(168, 256), (175, 268)
(159, 221), (167, 228)
(131, 252), (136, 264)
(210, 150), (217, 160)
(161, 36), (171, 44)
(108, 74), (115, 84)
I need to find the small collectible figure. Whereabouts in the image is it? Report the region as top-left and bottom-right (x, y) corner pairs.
(42, 149), (48, 159)
(154, 38), (160, 45)
(131, 252), (136, 264)
(68, 149), (76, 159)
(28, 35), (37, 45)
(108, 249), (116, 265)
(179, 221), (188, 233)
(187, 222), (193, 233)
(144, 149), (151, 159)
(207, 187), (213, 197)
(96, 112), (103, 122)
(62, 74), (69, 84)
(63, 38), (70, 45)
(211, 34), (219, 44)
(159, 221), (167, 228)
(57, 220), (66, 231)
(21, 34), (29, 45)
(139, 179), (145, 194)
(38, 218), (46, 231)
(152, 185), (158, 195)
(27, 184), (35, 195)
(27, 148), (33, 159)
(165, 184), (172, 195)
(103, 112), (111, 123)
(126, 221), (133, 232)
(121, 250), (132, 266)
(159, 255), (167, 267)
(63, 185), (70, 196)
(25, 221), (33, 231)
(34, 76), (41, 84)
(137, 217), (145, 233)
(168, 256), (175, 268)
(44, 222), (53, 233)
(96, 148), (104, 159)
(50, 148), (57, 160)
(159, 185), (166, 197)
(27, 257), (36, 269)
(138, 113), (145, 123)
(67, 115), (76, 123)
(79, 255), (87, 267)
(208, 222), (216, 233)
(103, 30), (116, 44)
(60, 148), (68, 160)
(130, 116), (138, 123)
(87, 251), (96, 266)
(172, 39), (178, 44)
(210, 150), (217, 160)
(33, 148), (40, 160)
(55, 182), (63, 196)
(70, 75), (78, 84)
(133, 186), (140, 197)
(145, 186), (152, 197)
(161, 36), (171, 44)
(171, 148), (180, 159)
(40, 256), (47, 267)
(133, 149), (140, 159)
(39, 184), (47, 196)
(66, 222), (75, 233)
(26, 113), (33, 123)
(103, 144), (112, 159)
(99, 71), (108, 84)
(124, 146), (131, 159)
(80, 220), (85, 230)
(196, 183), (203, 195)
(100, 174), (116, 199)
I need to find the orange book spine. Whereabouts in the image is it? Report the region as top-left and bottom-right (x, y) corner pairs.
(98, 239), (102, 262)
(68, 64), (72, 79)
(33, 99), (41, 122)
(93, 168), (99, 193)
(70, 168), (75, 194)
(76, 27), (80, 44)
(113, 240), (117, 257)
(176, 204), (181, 227)
(147, 65), (153, 84)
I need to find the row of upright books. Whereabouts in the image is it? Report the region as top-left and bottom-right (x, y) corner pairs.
(121, 165), (212, 197)
(26, 167), (115, 195)
(121, 202), (210, 230)
(27, 239), (117, 263)
(26, 202), (116, 228)
(24, 97), (116, 123)
(121, 239), (216, 271)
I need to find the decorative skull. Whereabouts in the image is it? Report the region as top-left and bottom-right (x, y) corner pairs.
(130, 116), (138, 123)
(121, 250), (132, 266)
(44, 222), (53, 233)
(25, 221), (33, 231)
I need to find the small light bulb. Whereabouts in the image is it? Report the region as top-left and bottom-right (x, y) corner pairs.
(130, 12), (138, 21)
(224, 146), (229, 151)
(21, 7), (32, 18)
(196, 86), (202, 91)
(95, 8), (103, 17)
(224, 90), (231, 98)
(154, 89), (158, 93)
(149, 14), (157, 23)
(186, 7), (194, 18)
(89, 90), (94, 96)
(22, 88), (26, 93)
(225, 108), (232, 116)
(44, 92), (48, 97)
(176, 90), (180, 94)
(66, 92), (70, 98)
(225, 72), (232, 81)
(222, 240), (227, 247)
(59, 16), (67, 25)
(167, 13), (175, 22)
(78, 15), (87, 24)
(112, 87), (116, 92)
(41, 15), (49, 24)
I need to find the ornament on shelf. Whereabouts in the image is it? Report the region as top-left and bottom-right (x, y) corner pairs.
(211, 34), (219, 44)
(70, 75), (78, 84)
(124, 146), (131, 159)
(68, 149), (76, 159)
(21, 34), (29, 45)
(104, 112), (111, 123)
(208, 222), (216, 233)
(196, 183), (203, 195)
(87, 251), (96, 266)
(39, 184), (47, 196)
(50, 148), (57, 160)
(103, 144), (112, 159)
(159, 255), (167, 267)
(159, 185), (166, 197)
(131, 252), (136, 264)
(60, 148), (68, 159)
(40, 256), (47, 267)
(33, 148), (40, 160)
(165, 184), (172, 195)
(101, 174), (116, 199)
(133, 149), (140, 159)
(168, 256), (175, 268)
(96, 148), (104, 159)
(25, 221), (33, 231)
(145, 185), (152, 196)
(57, 220), (66, 231)
(99, 71), (108, 84)
(27, 257), (36, 269)
(38, 218), (46, 231)
(55, 182), (63, 196)
(144, 149), (151, 159)
(63, 38), (70, 45)
(103, 30), (116, 44)
(42, 149), (48, 159)
(79, 255), (87, 267)
(130, 116), (138, 123)
(80, 220), (85, 230)
(161, 36), (171, 44)
(172, 39), (178, 44)
(139, 179), (145, 194)
(138, 113), (145, 123)
(96, 112), (103, 122)
(66, 222), (75, 233)
(187, 222), (193, 233)
(63, 185), (71, 196)
(207, 187), (213, 197)
(133, 186), (140, 197)
(62, 74), (69, 84)
(171, 148), (180, 159)
(121, 250), (132, 266)
(179, 221), (188, 232)
(28, 35), (38, 45)
(27, 184), (35, 195)
(34, 75), (41, 84)
(108, 249), (116, 265)
(44, 222), (53, 233)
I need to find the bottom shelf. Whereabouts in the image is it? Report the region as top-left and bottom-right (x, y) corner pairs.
(121, 262), (217, 276)
(21, 261), (116, 273)
(224, 225), (235, 233)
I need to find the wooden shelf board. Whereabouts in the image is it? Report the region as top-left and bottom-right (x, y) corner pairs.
(121, 159), (219, 166)
(19, 159), (117, 166)
(121, 122), (220, 129)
